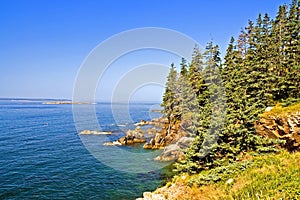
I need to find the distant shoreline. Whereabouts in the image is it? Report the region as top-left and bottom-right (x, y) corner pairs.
(0, 98), (161, 105)
(42, 101), (96, 105)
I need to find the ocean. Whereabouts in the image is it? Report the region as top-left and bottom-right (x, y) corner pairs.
(0, 99), (168, 199)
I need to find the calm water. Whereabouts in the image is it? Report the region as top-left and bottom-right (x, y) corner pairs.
(0, 99), (166, 199)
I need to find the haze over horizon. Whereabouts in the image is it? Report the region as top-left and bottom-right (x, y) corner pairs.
(0, 0), (290, 101)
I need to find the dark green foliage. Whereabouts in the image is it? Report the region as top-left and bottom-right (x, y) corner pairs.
(161, 0), (300, 177)
(161, 63), (179, 124)
(174, 42), (226, 172)
(188, 160), (253, 186)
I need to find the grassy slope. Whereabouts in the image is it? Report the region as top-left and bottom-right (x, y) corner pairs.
(154, 151), (300, 199)
(149, 102), (300, 199)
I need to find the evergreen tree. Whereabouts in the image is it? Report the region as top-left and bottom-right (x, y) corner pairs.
(176, 42), (225, 172)
(188, 46), (205, 98)
(270, 5), (289, 100)
(179, 58), (188, 77)
(173, 0), (300, 175)
(180, 47), (205, 137)
(285, 0), (300, 100)
(161, 63), (178, 125)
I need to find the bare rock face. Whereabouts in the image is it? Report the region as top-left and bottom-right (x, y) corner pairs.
(142, 118), (193, 161)
(118, 127), (146, 145)
(143, 119), (187, 150)
(154, 137), (194, 162)
(255, 111), (300, 151)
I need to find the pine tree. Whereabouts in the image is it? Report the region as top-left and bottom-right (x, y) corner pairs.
(270, 5), (289, 100)
(176, 42), (225, 173)
(161, 63), (178, 124)
(174, 0), (300, 175)
(188, 46), (205, 98)
(285, 0), (300, 100)
(180, 58), (188, 77)
(182, 46), (208, 137)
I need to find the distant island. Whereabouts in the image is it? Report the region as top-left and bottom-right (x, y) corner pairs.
(42, 101), (96, 105)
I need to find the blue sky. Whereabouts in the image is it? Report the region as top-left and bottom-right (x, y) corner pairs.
(0, 0), (290, 101)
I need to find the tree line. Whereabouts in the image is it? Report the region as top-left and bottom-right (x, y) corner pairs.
(161, 0), (300, 173)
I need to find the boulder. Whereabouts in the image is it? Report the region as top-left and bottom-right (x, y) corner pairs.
(155, 137), (194, 161)
(111, 127), (147, 145)
(147, 127), (158, 135)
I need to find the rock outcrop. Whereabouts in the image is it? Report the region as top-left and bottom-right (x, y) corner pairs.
(103, 117), (193, 161)
(154, 137), (194, 162)
(143, 119), (187, 150)
(136, 176), (194, 200)
(255, 111), (300, 151)
(136, 192), (165, 200)
(135, 119), (149, 126)
(141, 117), (193, 161)
(104, 127), (146, 146)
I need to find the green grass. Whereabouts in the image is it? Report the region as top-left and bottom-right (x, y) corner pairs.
(171, 151), (300, 200)
(227, 151), (300, 200)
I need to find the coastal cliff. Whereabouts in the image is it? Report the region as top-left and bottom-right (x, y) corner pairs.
(137, 104), (300, 200)
(104, 117), (193, 161)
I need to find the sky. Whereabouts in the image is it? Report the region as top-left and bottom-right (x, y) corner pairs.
(0, 0), (290, 102)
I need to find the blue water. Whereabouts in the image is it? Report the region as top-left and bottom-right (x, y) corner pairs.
(0, 99), (166, 199)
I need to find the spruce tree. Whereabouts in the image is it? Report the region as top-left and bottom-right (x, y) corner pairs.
(285, 0), (300, 100)
(174, 0), (300, 175)
(271, 5), (289, 100)
(161, 63), (178, 124)
(176, 42), (225, 172)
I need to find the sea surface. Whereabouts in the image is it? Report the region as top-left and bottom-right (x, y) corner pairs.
(0, 99), (167, 200)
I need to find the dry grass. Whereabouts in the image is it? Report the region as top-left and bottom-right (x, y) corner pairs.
(263, 102), (300, 117)
(152, 151), (300, 200)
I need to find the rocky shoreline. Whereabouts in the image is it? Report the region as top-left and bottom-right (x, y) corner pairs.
(103, 117), (194, 161)
(137, 106), (300, 200)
